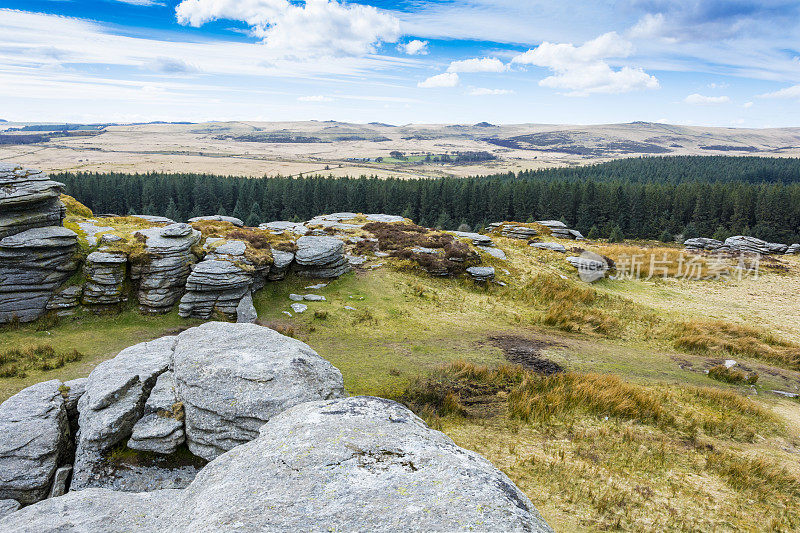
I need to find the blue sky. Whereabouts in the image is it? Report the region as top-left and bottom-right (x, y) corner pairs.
(1, 0), (800, 126)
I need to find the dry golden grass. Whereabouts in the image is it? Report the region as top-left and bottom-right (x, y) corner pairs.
(674, 320), (800, 370)
(60, 194), (93, 218)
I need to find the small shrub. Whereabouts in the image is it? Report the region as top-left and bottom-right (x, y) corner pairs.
(351, 309), (377, 326)
(0, 345), (83, 378)
(708, 365), (758, 385)
(313, 310), (329, 320)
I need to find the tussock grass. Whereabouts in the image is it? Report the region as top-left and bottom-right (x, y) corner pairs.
(0, 345), (83, 378)
(706, 451), (800, 498)
(599, 244), (710, 279)
(406, 361), (780, 442)
(674, 320), (800, 370)
(509, 372), (667, 425)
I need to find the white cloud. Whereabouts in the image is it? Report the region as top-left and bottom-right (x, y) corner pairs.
(399, 40), (428, 55)
(418, 72), (459, 88)
(469, 87), (513, 96)
(447, 57), (507, 73)
(628, 13), (667, 40)
(759, 85), (800, 99)
(175, 0), (401, 58)
(743, 101), (754, 108)
(298, 95), (333, 102)
(297, 95), (333, 102)
(684, 93), (731, 104)
(114, 0), (166, 6)
(512, 32), (659, 96)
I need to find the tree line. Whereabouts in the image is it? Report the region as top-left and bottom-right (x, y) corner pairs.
(56, 156), (800, 243)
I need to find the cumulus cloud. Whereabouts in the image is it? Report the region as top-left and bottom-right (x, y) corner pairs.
(759, 85), (800, 98)
(512, 32), (659, 96)
(418, 72), (459, 88)
(175, 0), (401, 58)
(469, 87), (513, 96)
(447, 57), (507, 73)
(399, 40), (428, 55)
(684, 93), (731, 104)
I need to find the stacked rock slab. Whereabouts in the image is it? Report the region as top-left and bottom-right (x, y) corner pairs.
(294, 235), (351, 278)
(71, 336), (175, 491)
(0, 164), (66, 240)
(531, 242), (567, 253)
(132, 223), (200, 314)
(0, 227), (79, 323)
(537, 220), (585, 240)
(81, 251), (128, 307)
(787, 244), (800, 254)
(178, 240), (258, 320)
(0, 380), (70, 505)
(266, 249), (295, 280)
(499, 225), (539, 240)
(0, 397), (553, 533)
(684, 237), (723, 251)
(466, 266), (495, 282)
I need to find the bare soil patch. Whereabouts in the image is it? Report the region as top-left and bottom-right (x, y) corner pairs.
(488, 335), (564, 374)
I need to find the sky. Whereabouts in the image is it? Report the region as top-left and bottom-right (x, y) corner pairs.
(1, 0), (800, 126)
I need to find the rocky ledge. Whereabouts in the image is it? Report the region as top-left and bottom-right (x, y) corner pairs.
(0, 323), (552, 532)
(0, 396), (552, 532)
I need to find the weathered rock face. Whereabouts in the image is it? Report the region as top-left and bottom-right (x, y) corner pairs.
(531, 242), (567, 253)
(178, 258), (253, 320)
(0, 397), (553, 533)
(81, 251), (128, 307)
(128, 372), (184, 455)
(0, 500), (20, 519)
(71, 336), (176, 491)
(467, 265), (496, 282)
(132, 223), (200, 314)
(0, 226), (79, 323)
(537, 220), (585, 240)
(684, 237), (723, 251)
(0, 380), (70, 505)
(172, 322), (345, 460)
(266, 249), (294, 280)
(294, 235), (351, 278)
(787, 244), (800, 255)
(0, 164), (66, 240)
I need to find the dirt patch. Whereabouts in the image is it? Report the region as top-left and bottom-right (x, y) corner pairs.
(488, 335), (564, 374)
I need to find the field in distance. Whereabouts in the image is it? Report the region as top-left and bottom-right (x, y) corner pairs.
(3, 120), (800, 178)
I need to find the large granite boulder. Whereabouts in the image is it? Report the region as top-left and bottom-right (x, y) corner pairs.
(81, 251), (128, 307)
(0, 397), (553, 532)
(171, 322), (345, 460)
(71, 336), (175, 490)
(0, 380), (70, 504)
(132, 223), (200, 314)
(0, 226), (79, 323)
(0, 164), (66, 240)
(294, 235), (351, 278)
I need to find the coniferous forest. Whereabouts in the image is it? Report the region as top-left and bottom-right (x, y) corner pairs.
(57, 156), (800, 243)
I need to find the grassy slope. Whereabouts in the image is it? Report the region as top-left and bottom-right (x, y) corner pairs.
(2, 235), (799, 531)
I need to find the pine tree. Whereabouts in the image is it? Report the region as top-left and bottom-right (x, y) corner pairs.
(659, 229), (673, 243)
(587, 225), (600, 240)
(608, 225), (624, 243)
(164, 198), (180, 222)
